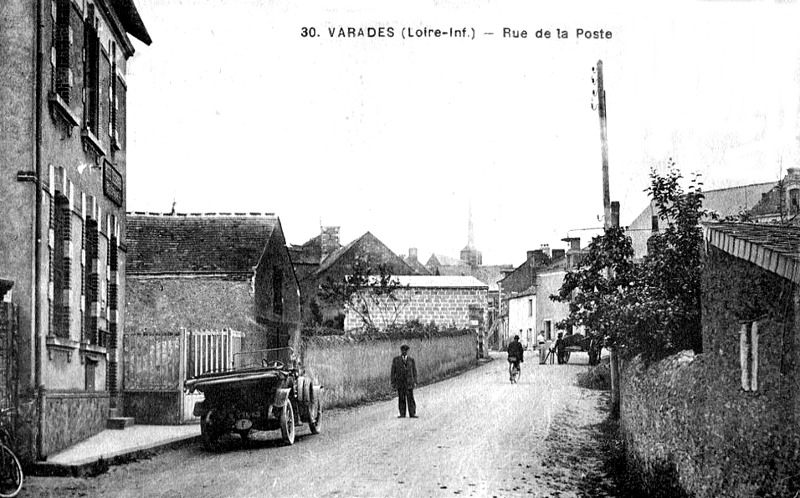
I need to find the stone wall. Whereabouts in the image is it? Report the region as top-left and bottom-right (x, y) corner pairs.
(42, 392), (110, 457)
(343, 286), (486, 332)
(301, 333), (475, 409)
(620, 247), (800, 497)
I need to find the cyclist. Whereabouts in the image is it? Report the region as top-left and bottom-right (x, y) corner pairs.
(507, 335), (524, 383)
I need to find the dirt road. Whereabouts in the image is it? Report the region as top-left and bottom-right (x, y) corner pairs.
(22, 352), (616, 498)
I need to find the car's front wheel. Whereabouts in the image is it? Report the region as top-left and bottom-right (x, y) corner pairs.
(279, 402), (296, 445)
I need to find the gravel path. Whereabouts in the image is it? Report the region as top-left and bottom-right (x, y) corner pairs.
(21, 352), (618, 498)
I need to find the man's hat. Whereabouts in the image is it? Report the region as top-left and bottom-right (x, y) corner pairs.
(401, 344), (410, 352)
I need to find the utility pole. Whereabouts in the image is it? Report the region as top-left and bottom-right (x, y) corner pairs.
(593, 59), (621, 418)
(594, 60), (611, 227)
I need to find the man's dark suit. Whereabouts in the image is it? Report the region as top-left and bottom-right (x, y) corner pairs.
(391, 354), (417, 417)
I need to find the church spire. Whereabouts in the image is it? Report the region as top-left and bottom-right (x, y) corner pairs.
(461, 199), (482, 267)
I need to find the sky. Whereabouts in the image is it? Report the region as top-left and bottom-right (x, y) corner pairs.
(125, 0), (800, 266)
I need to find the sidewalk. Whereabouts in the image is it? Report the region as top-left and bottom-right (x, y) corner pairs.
(28, 424), (200, 477)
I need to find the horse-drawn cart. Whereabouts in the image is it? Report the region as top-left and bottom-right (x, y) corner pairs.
(557, 333), (603, 365)
(184, 347), (321, 450)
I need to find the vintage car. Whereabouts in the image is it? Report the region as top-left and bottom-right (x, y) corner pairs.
(185, 347), (321, 450)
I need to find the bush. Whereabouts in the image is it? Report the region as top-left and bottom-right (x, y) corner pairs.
(301, 325), (345, 337)
(302, 319), (474, 341)
(576, 357), (611, 390)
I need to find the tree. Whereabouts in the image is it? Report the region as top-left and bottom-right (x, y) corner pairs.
(319, 258), (407, 332)
(551, 165), (706, 361)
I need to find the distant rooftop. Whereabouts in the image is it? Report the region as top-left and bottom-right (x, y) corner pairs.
(389, 275), (488, 289)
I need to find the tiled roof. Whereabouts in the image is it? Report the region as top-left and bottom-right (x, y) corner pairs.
(435, 264), (512, 291)
(316, 232), (414, 276)
(426, 254), (468, 267)
(705, 222), (800, 284)
(403, 257), (431, 275)
(113, 0), (152, 45)
(703, 182), (778, 217)
(288, 235), (323, 265)
(316, 236), (362, 275)
(127, 213), (279, 274)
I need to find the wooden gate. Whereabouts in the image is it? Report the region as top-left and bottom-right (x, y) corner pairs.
(181, 328), (243, 422)
(123, 327), (243, 424)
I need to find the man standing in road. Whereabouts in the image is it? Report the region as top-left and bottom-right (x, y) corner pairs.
(391, 344), (418, 418)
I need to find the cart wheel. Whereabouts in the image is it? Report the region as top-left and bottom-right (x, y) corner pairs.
(308, 397), (322, 435)
(279, 401), (296, 445)
(200, 410), (221, 451)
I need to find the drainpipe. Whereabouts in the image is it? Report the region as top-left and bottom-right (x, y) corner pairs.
(34, 0), (45, 461)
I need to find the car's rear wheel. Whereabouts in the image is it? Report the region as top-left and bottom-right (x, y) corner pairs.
(279, 402), (295, 445)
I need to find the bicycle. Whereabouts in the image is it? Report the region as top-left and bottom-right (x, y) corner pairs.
(0, 408), (23, 498)
(508, 357), (521, 384)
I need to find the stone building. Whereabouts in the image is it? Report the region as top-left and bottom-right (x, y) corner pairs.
(0, 0), (150, 460)
(297, 231), (416, 324)
(125, 213), (302, 423)
(343, 276), (488, 332)
(620, 222), (800, 497)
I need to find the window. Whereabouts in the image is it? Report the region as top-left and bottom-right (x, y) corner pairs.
(52, 192), (71, 338)
(739, 321), (759, 392)
(108, 41), (119, 146)
(651, 215), (659, 232)
(83, 4), (101, 135)
(528, 298), (533, 317)
(789, 189), (799, 216)
(544, 320), (552, 341)
(52, 0), (72, 103)
(272, 267), (283, 316)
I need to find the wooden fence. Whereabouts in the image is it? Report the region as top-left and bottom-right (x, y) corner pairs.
(122, 327), (243, 423)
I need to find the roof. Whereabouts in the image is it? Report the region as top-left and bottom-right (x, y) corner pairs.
(390, 275), (488, 289)
(112, 0), (152, 45)
(316, 232), (413, 276)
(537, 256), (570, 274)
(403, 257), (431, 275)
(703, 181), (778, 217)
(426, 254), (468, 267)
(434, 264), (512, 291)
(288, 234), (324, 265)
(127, 212), (279, 274)
(507, 284), (537, 299)
(629, 181), (778, 228)
(705, 222), (800, 284)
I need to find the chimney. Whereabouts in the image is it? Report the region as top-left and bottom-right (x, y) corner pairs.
(611, 201), (621, 228)
(526, 250), (536, 261)
(551, 249), (566, 261)
(540, 243), (551, 257)
(408, 248), (418, 261)
(562, 237), (581, 251)
(320, 226), (340, 262)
